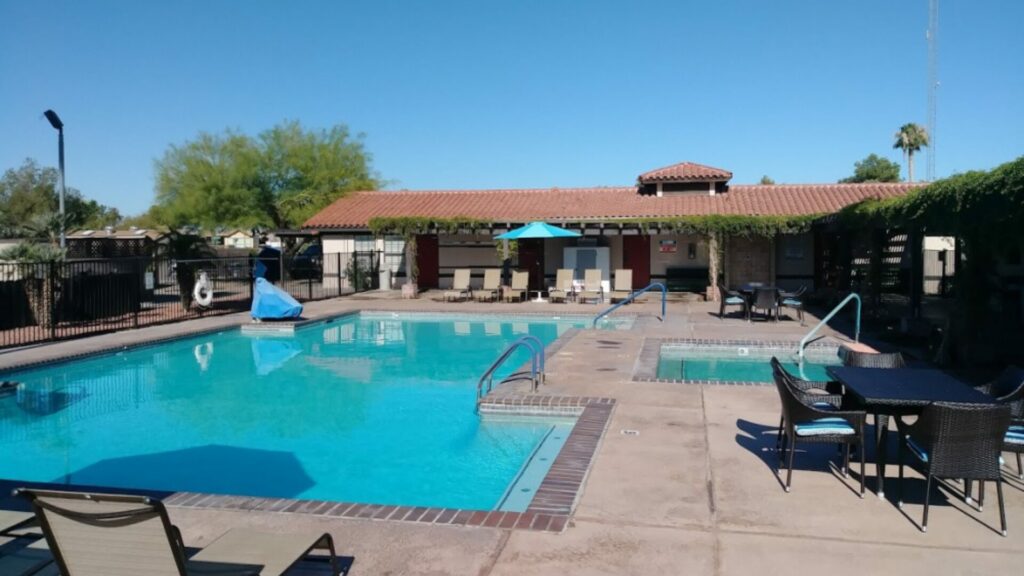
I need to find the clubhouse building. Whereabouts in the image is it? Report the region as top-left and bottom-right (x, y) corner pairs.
(304, 161), (922, 298)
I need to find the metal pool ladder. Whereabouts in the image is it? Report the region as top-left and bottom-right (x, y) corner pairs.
(476, 335), (546, 404)
(592, 282), (667, 328)
(798, 292), (861, 358)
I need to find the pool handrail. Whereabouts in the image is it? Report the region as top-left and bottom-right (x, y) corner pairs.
(476, 335), (546, 403)
(798, 292), (861, 358)
(592, 282), (666, 328)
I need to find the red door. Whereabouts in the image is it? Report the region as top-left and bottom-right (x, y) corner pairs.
(622, 235), (651, 288)
(517, 239), (545, 290)
(415, 234), (439, 288)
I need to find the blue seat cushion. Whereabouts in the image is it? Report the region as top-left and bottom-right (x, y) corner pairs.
(725, 296), (745, 305)
(906, 436), (929, 462)
(1006, 425), (1024, 445)
(782, 298), (802, 306)
(811, 401), (837, 411)
(794, 417), (855, 437)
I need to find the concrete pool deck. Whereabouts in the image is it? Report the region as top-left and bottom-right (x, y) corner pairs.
(1, 291), (1022, 575)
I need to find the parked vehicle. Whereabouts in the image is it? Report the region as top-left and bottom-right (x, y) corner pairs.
(289, 243), (322, 280)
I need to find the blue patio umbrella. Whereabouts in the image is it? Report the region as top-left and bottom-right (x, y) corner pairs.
(495, 221), (581, 240)
(495, 222), (580, 298)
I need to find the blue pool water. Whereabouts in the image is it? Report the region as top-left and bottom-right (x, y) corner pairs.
(0, 313), (602, 510)
(657, 344), (840, 382)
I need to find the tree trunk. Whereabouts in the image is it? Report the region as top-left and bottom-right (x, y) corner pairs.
(907, 151), (914, 182)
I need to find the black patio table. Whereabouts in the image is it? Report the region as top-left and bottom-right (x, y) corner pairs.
(825, 366), (995, 498)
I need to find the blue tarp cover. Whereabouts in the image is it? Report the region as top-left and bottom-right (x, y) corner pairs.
(250, 277), (303, 319)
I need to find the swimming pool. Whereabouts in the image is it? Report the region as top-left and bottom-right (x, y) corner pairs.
(656, 342), (841, 383)
(0, 312), (610, 511)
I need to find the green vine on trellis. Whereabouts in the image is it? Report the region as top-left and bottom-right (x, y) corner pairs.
(613, 214), (821, 237)
(367, 216), (492, 238)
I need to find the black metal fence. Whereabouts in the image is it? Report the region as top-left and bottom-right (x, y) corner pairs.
(0, 251), (382, 349)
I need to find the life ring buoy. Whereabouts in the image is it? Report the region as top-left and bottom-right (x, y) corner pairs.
(193, 271), (214, 308)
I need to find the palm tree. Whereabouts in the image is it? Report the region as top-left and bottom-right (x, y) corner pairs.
(893, 123), (930, 182)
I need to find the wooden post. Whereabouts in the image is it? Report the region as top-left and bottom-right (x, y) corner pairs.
(722, 235), (731, 290)
(708, 232), (720, 301)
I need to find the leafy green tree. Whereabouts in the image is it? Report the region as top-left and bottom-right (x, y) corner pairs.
(893, 123), (930, 182)
(759, 175), (776, 185)
(840, 154), (902, 183)
(0, 159), (121, 239)
(153, 121), (380, 229)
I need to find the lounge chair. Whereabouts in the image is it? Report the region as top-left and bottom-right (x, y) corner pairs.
(475, 269), (501, 302)
(578, 269), (603, 304)
(609, 269), (633, 302)
(896, 403), (1012, 535)
(0, 509), (49, 575)
(444, 269), (472, 302)
(548, 269), (575, 303)
(17, 488), (341, 576)
(504, 271), (529, 302)
(717, 285), (747, 319)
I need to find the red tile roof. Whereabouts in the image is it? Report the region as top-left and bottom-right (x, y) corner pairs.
(304, 182), (922, 230)
(637, 162), (733, 183)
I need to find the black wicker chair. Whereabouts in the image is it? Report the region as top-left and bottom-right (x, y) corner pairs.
(771, 357), (866, 494)
(842, 349), (907, 369)
(976, 366), (1024, 479)
(770, 357), (846, 451)
(750, 287), (780, 322)
(896, 402), (1012, 535)
(778, 286), (807, 326)
(718, 284), (747, 319)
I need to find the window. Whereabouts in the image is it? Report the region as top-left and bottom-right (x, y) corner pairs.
(354, 235), (375, 253)
(781, 235), (806, 260)
(383, 235), (405, 272)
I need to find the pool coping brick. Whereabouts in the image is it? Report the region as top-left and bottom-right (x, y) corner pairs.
(162, 395), (614, 533)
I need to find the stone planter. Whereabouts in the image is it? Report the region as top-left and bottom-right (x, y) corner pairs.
(401, 283), (418, 299)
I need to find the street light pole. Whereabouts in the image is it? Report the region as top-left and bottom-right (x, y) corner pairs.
(43, 109), (66, 248)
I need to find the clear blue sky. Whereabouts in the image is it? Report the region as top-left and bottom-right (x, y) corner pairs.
(1, 0), (1021, 216)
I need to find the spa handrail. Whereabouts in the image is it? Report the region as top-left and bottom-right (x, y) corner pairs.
(798, 292), (861, 358)
(592, 282), (666, 328)
(476, 335), (545, 403)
